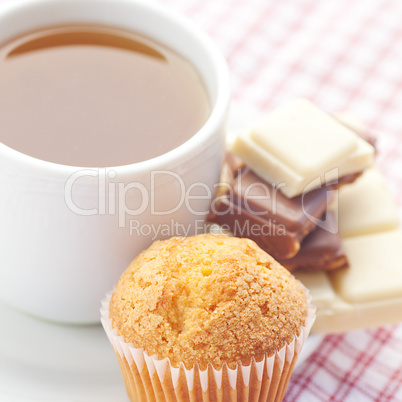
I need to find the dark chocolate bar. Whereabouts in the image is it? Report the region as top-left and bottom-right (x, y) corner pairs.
(278, 211), (348, 272)
(208, 166), (334, 259)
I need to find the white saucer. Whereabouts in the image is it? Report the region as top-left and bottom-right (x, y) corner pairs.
(0, 299), (323, 401)
(0, 299), (127, 402)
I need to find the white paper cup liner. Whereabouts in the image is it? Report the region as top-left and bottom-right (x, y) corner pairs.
(101, 285), (315, 402)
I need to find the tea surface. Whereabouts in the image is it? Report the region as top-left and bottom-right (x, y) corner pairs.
(0, 25), (210, 167)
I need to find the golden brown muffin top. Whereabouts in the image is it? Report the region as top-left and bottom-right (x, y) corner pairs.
(109, 234), (308, 369)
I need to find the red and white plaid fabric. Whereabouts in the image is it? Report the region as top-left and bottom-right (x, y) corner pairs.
(159, 0), (402, 400)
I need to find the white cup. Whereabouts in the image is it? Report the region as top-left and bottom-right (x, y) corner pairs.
(0, 0), (230, 324)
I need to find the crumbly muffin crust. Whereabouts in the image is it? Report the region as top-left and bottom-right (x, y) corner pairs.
(109, 234), (308, 369)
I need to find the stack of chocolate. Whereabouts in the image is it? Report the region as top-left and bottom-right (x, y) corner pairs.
(208, 99), (376, 272)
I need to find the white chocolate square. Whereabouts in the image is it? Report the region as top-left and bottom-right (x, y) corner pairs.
(230, 99), (375, 198)
(251, 99), (358, 175)
(339, 167), (399, 237)
(329, 230), (402, 304)
(295, 271), (344, 312)
(335, 111), (367, 133)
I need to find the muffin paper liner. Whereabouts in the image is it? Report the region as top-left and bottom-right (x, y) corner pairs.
(101, 285), (316, 401)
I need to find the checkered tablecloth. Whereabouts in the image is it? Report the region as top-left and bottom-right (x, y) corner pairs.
(158, 0), (402, 400)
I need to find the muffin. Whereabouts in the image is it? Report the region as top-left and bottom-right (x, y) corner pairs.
(101, 234), (315, 401)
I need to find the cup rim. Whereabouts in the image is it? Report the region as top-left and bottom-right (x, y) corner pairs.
(0, 0), (230, 177)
